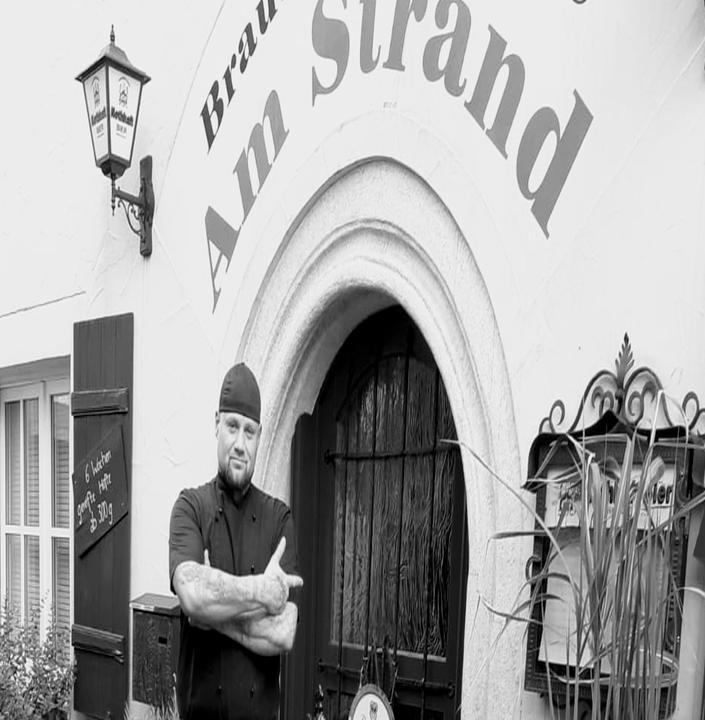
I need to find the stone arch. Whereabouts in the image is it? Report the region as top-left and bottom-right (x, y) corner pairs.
(235, 157), (524, 718)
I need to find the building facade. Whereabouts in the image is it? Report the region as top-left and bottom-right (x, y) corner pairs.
(3, 1), (705, 717)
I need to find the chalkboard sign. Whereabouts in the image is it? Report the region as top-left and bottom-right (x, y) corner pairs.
(72, 424), (129, 557)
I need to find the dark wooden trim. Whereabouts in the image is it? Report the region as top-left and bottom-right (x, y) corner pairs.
(72, 623), (125, 662)
(71, 388), (129, 416)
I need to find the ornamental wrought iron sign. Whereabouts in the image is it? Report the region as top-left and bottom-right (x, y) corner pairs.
(539, 333), (705, 437)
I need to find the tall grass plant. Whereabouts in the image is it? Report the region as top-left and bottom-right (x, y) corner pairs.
(459, 391), (705, 720)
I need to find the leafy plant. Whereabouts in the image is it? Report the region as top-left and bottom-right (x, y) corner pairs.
(458, 391), (705, 720)
(0, 598), (74, 720)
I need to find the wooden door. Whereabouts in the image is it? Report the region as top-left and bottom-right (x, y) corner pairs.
(286, 307), (468, 719)
(71, 313), (133, 719)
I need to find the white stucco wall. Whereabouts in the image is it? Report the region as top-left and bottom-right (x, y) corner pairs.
(3, 1), (705, 717)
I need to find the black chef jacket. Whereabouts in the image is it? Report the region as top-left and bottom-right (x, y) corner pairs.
(169, 476), (299, 720)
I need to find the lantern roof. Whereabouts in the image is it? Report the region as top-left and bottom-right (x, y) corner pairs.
(76, 27), (150, 84)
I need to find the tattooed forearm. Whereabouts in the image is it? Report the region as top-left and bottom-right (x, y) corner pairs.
(173, 561), (261, 623)
(205, 568), (227, 603)
(177, 562), (201, 583)
(172, 539), (302, 627)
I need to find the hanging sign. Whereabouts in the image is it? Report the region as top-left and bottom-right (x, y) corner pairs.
(72, 424), (129, 556)
(348, 684), (394, 720)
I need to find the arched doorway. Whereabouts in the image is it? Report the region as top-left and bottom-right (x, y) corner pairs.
(284, 306), (468, 719)
(235, 158), (522, 716)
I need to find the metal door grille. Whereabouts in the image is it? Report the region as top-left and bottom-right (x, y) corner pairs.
(320, 323), (465, 719)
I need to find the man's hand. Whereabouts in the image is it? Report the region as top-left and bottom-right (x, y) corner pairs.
(188, 615), (212, 631)
(257, 537), (303, 615)
(205, 601), (299, 656)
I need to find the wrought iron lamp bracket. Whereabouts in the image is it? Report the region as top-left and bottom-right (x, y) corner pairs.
(539, 333), (705, 437)
(110, 155), (154, 257)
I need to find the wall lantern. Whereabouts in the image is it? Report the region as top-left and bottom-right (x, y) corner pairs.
(76, 27), (154, 257)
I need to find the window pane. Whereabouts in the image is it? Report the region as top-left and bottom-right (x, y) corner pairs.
(53, 537), (71, 635)
(24, 535), (40, 624)
(52, 394), (70, 528)
(5, 402), (20, 525)
(24, 398), (39, 526)
(6, 533), (21, 614)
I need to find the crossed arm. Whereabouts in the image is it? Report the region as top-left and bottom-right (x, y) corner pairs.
(203, 601), (299, 655)
(172, 537), (302, 656)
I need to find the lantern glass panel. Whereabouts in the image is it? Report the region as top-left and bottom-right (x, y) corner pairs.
(81, 64), (109, 167)
(107, 66), (142, 168)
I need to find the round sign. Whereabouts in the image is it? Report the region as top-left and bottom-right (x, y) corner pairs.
(348, 684), (394, 720)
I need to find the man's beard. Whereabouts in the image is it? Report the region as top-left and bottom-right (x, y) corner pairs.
(218, 461), (252, 492)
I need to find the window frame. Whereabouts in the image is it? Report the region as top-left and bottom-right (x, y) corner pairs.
(0, 376), (72, 636)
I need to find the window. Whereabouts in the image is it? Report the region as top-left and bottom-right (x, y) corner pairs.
(0, 378), (71, 638)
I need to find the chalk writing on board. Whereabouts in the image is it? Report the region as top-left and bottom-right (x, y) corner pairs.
(72, 424), (128, 556)
(86, 448), (112, 482)
(77, 489), (98, 532)
(98, 472), (112, 494)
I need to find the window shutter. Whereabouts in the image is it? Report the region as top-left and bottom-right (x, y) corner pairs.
(71, 313), (133, 719)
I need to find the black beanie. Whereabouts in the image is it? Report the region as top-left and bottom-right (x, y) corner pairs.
(219, 363), (261, 423)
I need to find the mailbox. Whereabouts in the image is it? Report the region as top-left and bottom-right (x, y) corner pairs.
(131, 593), (180, 709)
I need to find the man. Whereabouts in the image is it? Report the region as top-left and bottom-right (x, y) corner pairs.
(169, 363), (303, 720)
